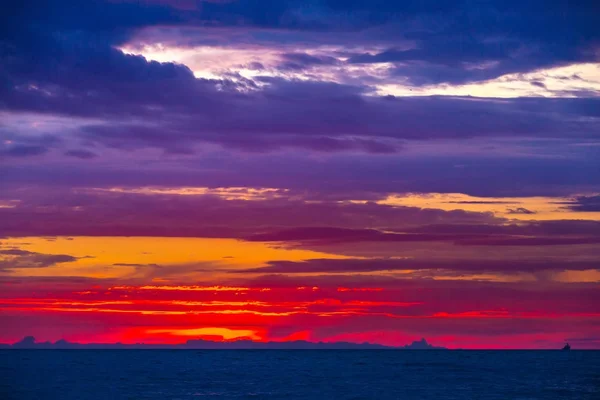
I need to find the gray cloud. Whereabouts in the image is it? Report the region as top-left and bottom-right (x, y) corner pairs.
(0, 249), (83, 270)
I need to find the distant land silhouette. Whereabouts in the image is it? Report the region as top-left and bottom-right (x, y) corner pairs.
(1, 336), (447, 350)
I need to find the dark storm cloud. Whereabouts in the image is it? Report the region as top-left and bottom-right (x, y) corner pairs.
(3, 0), (598, 86)
(3, 26), (599, 149)
(6, 72), (600, 154)
(0, 1), (598, 215)
(1, 0), (184, 44)
(0, 29), (203, 119)
(136, 0), (599, 85)
(1, 0), (599, 161)
(349, 34), (596, 86)
(340, 0), (599, 84)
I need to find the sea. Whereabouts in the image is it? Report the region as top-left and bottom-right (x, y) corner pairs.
(1, 350), (598, 399)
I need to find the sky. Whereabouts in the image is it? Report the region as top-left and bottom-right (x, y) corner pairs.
(0, 0), (599, 349)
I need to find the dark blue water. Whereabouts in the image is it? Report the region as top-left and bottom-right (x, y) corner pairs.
(1, 350), (598, 399)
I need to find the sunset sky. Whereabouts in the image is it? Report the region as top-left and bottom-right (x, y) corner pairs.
(1, 0), (599, 349)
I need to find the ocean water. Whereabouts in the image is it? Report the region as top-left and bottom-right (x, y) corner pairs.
(1, 350), (598, 399)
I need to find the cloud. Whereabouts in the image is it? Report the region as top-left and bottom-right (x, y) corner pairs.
(530, 81), (547, 89)
(506, 207), (536, 215)
(243, 227), (479, 244)
(0, 0), (599, 349)
(4, 61), (600, 156)
(112, 263), (160, 268)
(2, 187), (600, 247)
(2, 0), (600, 159)
(232, 257), (600, 274)
(2, 271), (599, 348)
(558, 195), (600, 212)
(64, 149), (98, 159)
(406, 220), (600, 237)
(2, 146), (598, 197)
(445, 201), (518, 205)
(0, 134), (61, 159)
(245, 220), (600, 247)
(277, 52), (342, 71)
(80, 123), (401, 154)
(1, 145), (48, 158)
(0, 249), (82, 270)
(121, 0), (600, 85)
(0, 187), (502, 238)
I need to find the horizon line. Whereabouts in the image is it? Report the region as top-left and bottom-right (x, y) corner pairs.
(3, 336), (449, 349)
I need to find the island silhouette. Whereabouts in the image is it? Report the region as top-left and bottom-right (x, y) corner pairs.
(2, 336), (447, 350)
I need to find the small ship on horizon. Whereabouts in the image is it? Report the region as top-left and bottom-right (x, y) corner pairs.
(562, 342), (571, 351)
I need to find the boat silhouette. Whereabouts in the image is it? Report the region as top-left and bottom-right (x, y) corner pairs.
(562, 342), (571, 351)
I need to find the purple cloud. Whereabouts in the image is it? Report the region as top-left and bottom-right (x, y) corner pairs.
(232, 257), (600, 274)
(64, 149), (98, 159)
(558, 195), (600, 212)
